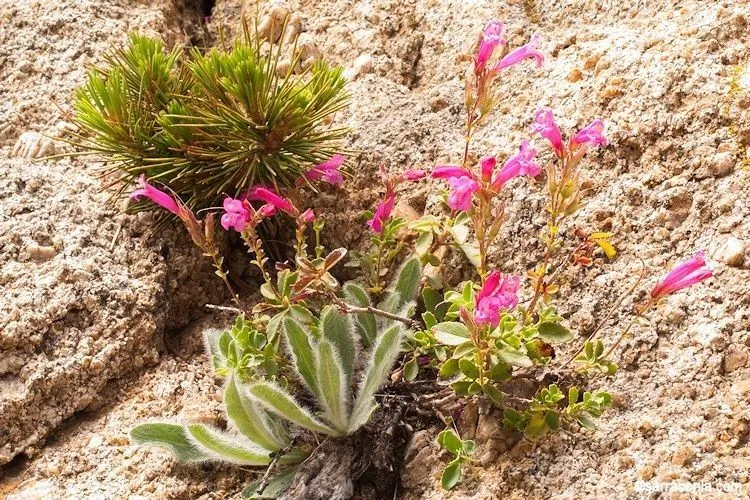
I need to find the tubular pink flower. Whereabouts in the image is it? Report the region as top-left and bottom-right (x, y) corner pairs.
(491, 140), (541, 189)
(480, 156), (497, 182)
(447, 176), (479, 211)
(432, 165), (474, 180)
(300, 208), (316, 223)
(531, 107), (564, 156)
(475, 271), (521, 327)
(130, 175), (180, 216)
(305, 154), (345, 186)
(571, 118), (608, 149)
(650, 251), (713, 299)
(495, 33), (544, 71)
(400, 169), (427, 182)
(367, 192), (396, 234)
(220, 197), (251, 232)
(247, 186), (297, 215)
(476, 20), (506, 71)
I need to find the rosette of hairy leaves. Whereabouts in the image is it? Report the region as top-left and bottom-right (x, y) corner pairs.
(72, 28), (349, 208)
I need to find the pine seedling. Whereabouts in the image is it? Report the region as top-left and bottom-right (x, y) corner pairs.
(72, 22), (349, 209)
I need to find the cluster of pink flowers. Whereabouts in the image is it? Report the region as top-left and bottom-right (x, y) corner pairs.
(474, 270), (521, 327)
(474, 21), (544, 75)
(532, 107), (608, 158)
(431, 140), (542, 211)
(366, 167), (426, 234)
(650, 251), (713, 300)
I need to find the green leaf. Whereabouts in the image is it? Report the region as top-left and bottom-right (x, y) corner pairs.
(462, 440), (476, 455)
(441, 459), (462, 490)
(497, 346), (533, 367)
(458, 358), (480, 380)
(484, 384), (504, 406)
(186, 424), (272, 465)
(130, 423), (209, 462)
(433, 322), (470, 346)
(576, 414), (598, 431)
(524, 413), (549, 441)
(248, 382), (337, 436)
(439, 358), (460, 378)
(403, 356), (419, 381)
(415, 231), (433, 256)
(316, 341), (349, 432)
(349, 325), (402, 432)
(537, 322), (574, 344)
(284, 318), (319, 396)
(343, 283), (377, 346)
(266, 310), (287, 341)
(225, 376), (288, 451)
(320, 307), (356, 379)
(437, 429), (462, 455)
(490, 361), (511, 381)
(544, 410), (560, 431)
(390, 257), (422, 311)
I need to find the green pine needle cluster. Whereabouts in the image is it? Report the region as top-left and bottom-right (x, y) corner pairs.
(72, 28), (349, 208)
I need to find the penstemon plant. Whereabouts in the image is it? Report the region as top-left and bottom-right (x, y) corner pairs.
(122, 18), (715, 498)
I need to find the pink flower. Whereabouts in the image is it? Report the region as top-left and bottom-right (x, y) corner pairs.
(571, 118), (607, 149)
(367, 193), (395, 234)
(432, 165), (474, 180)
(491, 140), (541, 189)
(305, 154), (345, 186)
(480, 156), (497, 182)
(475, 271), (521, 327)
(220, 197), (251, 232)
(650, 251), (713, 299)
(400, 169), (427, 182)
(247, 186), (297, 215)
(495, 33), (544, 71)
(447, 176), (479, 211)
(531, 107), (564, 156)
(300, 208), (315, 223)
(476, 20), (506, 71)
(130, 175), (180, 216)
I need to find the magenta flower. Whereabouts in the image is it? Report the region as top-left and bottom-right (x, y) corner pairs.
(531, 107), (564, 156)
(367, 193), (396, 234)
(475, 271), (521, 327)
(220, 197), (251, 232)
(300, 208), (316, 223)
(130, 175), (180, 216)
(495, 33), (544, 71)
(247, 186), (297, 215)
(400, 169), (427, 182)
(305, 154), (345, 186)
(447, 176), (479, 211)
(480, 156), (497, 181)
(432, 165), (474, 180)
(491, 140), (541, 189)
(571, 118), (607, 149)
(650, 251), (713, 299)
(476, 20), (506, 71)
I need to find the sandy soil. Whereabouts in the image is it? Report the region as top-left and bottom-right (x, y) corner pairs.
(1, 0), (749, 498)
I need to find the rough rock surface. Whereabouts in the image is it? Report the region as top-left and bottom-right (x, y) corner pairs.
(1, 0), (750, 498)
(0, 0), (222, 468)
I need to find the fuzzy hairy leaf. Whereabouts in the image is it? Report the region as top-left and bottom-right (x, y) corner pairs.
(225, 376), (288, 451)
(242, 465), (299, 499)
(349, 325), (402, 432)
(248, 382), (337, 436)
(343, 283), (377, 345)
(320, 306), (356, 379)
(130, 423), (209, 462)
(283, 317), (319, 396)
(187, 424), (274, 465)
(381, 258), (421, 315)
(316, 340), (349, 432)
